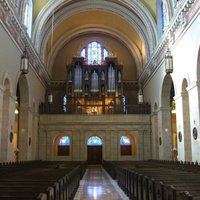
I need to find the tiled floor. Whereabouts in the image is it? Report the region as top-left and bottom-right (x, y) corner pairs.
(74, 165), (129, 200)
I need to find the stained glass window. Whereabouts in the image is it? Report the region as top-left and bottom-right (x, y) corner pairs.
(63, 94), (67, 112)
(120, 136), (132, 156)
(22, 0), (33, 37)
(122, 95), (126, 113)
(80, 42), (108, 65)
(161, 0), (168, 32)
(81, 48), (86, 58)
(87, 136), (103, 146)
(58, 136), (70, 146)
(120, 136), (131, 145)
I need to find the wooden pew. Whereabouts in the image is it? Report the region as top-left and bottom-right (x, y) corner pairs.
(104, 160), (200, 200)
(0, 161), (85, 200)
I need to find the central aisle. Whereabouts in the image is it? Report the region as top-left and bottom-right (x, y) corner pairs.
(74, 165), (129, 200)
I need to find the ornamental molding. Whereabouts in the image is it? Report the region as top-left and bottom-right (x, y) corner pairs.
(0, 0), (50, 86)
(139, 0), (199, 85)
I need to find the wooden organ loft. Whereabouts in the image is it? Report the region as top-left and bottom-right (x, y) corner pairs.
(65, 56), (124, 114)
(39, 56), (151, 115)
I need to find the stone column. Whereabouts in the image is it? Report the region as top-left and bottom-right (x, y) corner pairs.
(157, 106), (173, 160)
(151, 111), (159, 159)
(110, 130), (118, 160)
(38, 126), (47, 160)
(181, 91), (192, 161)
(18, 103), (30, 161)
(80, 129), (86, 161)
(6, 94), (16, 161)
(72, 129), (80, 161)
(174, 94), (185, 161)
(104, 130), (111, 160)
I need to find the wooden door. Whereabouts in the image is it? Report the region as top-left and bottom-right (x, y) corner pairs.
(87, 146), (102, 164)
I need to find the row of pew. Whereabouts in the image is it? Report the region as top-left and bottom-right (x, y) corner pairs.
(0, 160), (87, 200)
(103, 160), (200, 200)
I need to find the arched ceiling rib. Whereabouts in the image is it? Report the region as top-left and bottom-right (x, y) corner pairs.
(32, 0), (157, 80)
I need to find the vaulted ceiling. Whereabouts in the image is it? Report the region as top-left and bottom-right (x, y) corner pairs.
(32, 0), (157, 81)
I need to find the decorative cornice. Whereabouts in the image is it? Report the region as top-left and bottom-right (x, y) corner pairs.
(139, 0), (199, 85)
(0, 0), (50, 86)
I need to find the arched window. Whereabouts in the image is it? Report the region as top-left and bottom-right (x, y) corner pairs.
(80, 42), (108, 65)
(87, 136), (103, 146)
(157, 0), (170, 37)
(120, 136), (132, 156)
(161, 0), (169, 32)
(57, 136), (70, 156)
(63, 94), (67, 112)
(21, 0), (33, 37)
(122, 95), (126, 113)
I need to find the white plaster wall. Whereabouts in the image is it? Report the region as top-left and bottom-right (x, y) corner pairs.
(0, 23), (46, 162)
(144, 13), (200, 162)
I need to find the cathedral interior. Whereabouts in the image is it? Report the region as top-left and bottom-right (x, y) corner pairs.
(0, 0), (200, 199)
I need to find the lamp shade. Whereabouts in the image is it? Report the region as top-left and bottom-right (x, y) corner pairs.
(165, 50), (173, 73)
(48, 93), (53, 104)
(138, 90), (144, 104)
(20, 50), (29, 74)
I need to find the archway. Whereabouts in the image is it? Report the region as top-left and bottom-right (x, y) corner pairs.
(161, 74), (176, 160)
(87, 136), (103, 164)
(182, 79), (191, 161)
(17, 75), (29, 160)
(1, 78), (11, 162)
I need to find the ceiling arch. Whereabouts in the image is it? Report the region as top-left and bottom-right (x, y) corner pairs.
(32, 0), (157, 80)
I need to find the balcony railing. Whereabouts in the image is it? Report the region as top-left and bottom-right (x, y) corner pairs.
(39, 102), (151, 115)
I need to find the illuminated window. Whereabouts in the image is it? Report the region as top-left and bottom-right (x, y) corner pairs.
(87, 136), (103, 146)
(21, 0), (33, 37)
(63, 94), (67, 112)
(122, 95), (126, 113)
(120, 136), (132, 155)
(57, 136), (70, 156)
(161, 1), (168, 32)
(80, 42), (108, 65)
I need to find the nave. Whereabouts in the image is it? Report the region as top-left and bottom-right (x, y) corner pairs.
(74, 165), (129, 200)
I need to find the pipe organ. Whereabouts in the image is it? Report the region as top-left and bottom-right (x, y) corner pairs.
(66, 56), (124, 114)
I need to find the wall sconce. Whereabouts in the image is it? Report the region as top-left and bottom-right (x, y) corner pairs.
(165, 49), (173, 74)
(138, 84), (144, 104)
(20, 49), (29, 74)
(48, 92), (53, 104)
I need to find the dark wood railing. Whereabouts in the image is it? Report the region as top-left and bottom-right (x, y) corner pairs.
(39, 103), (151, 115)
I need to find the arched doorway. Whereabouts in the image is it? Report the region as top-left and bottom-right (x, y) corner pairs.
(161, 74), (176, 160)
(87, 136), (103, 164)
(182, 79), (191, 161)
(17, 75), (29, 160)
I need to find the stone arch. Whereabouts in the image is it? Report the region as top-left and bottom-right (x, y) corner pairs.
(152, 101), (159, 159)
(160, 74), (175, 160)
